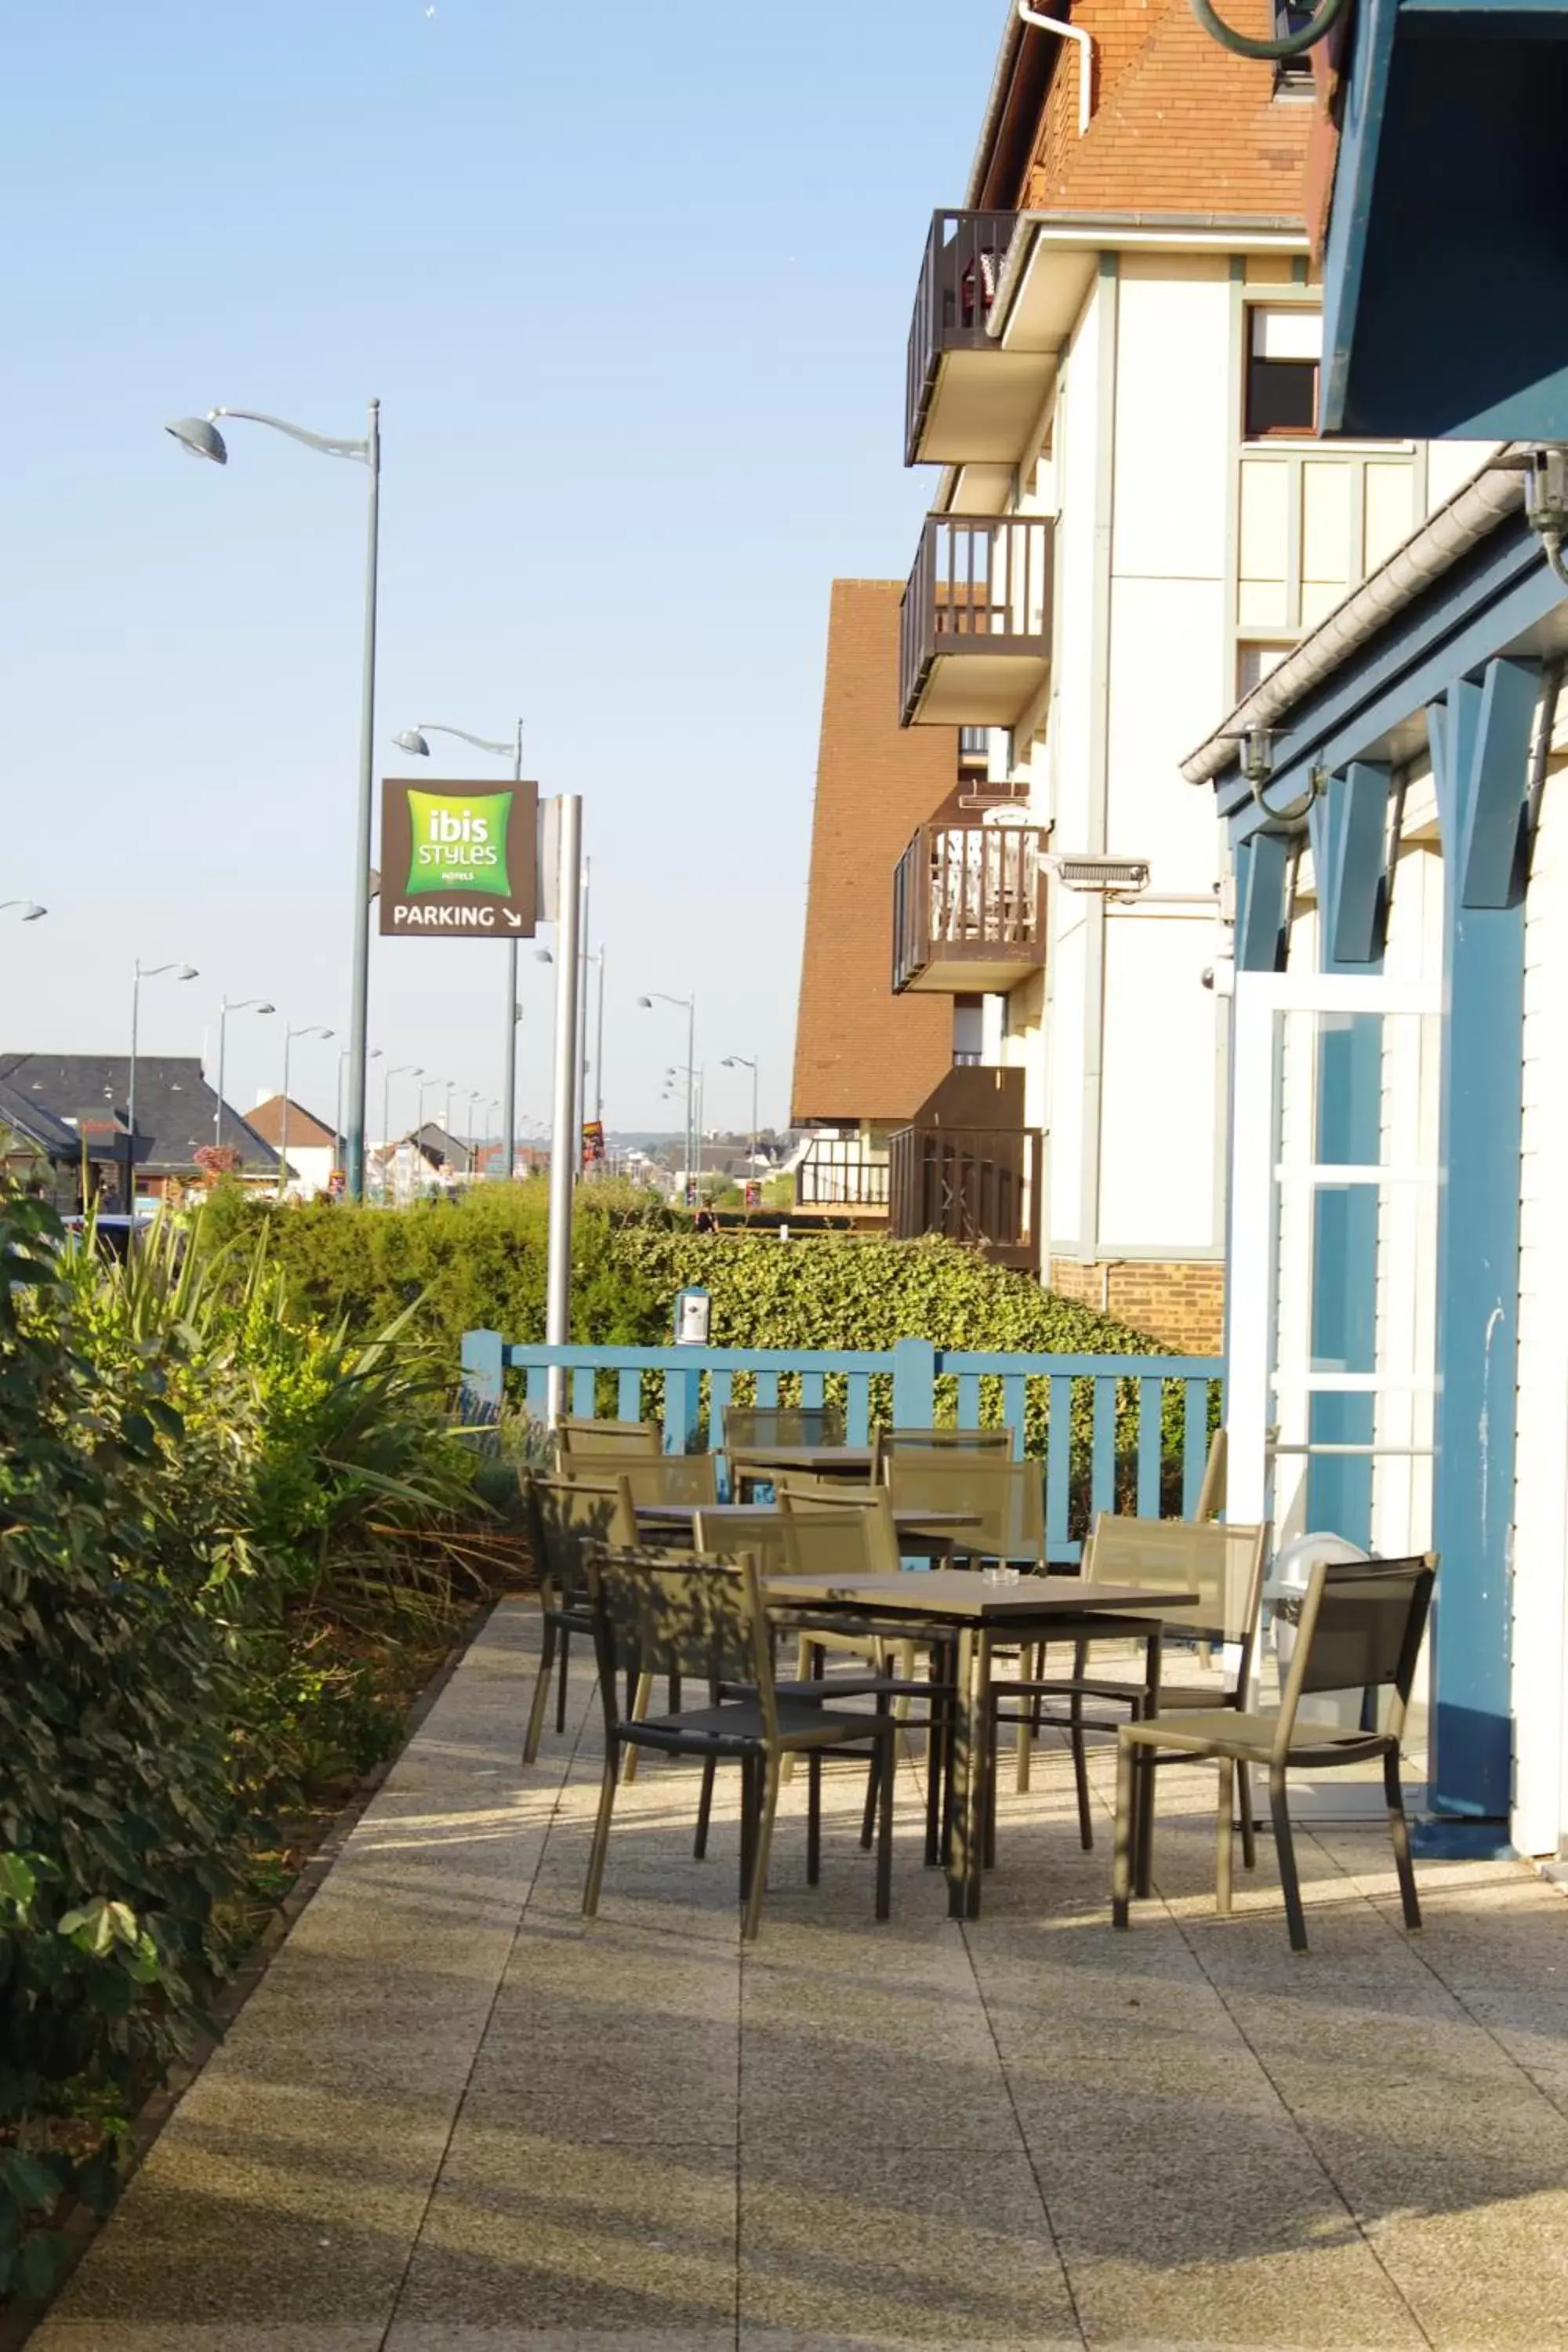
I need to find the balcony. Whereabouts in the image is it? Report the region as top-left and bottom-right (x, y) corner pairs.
(888, 1069), (1041, 1273)
(906, 210), (1053, 469)
(794, 1136), (890, 1214)
(899, 515), (1054, 728)
(892, 822), (1047, 995)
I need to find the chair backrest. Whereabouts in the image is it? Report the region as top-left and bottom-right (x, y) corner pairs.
(773, 1468), (875, 1504)
(724, 1403), (845, 1450)
(525, 1475), (636, 1612)
(876, 1425), (1012, 1477)
(607, 1454), (720, 1509)
(587, 1546), (775, 1736)
(1276, 1553), (1437, 1755)
(883, 1451), (1044, 1564)
(1194, 1426), (1228, 1523)
(556, 1416), (662, 1463)
(777, 1490), (904, 1577)
(692, 1506), (793, 1575)
(1085, 1515), (1269, 1659)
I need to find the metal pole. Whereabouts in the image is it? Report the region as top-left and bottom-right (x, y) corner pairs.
(686, 996), (696, 1211)
(382, 1063), (392, 1173)
(576, 859), (590, 1178)
(501, 716), (523, 1183)
(750, 1060), (759, 1184)
(128, 964), (141, 1148)
(546, 795), (583, 1425)
(593, 949), (605, 1126)
(335, 1051), (345, 1167)
(213, 999), (227, 1147)
(344, 396), (380, 1203)
(278, 1029), (292, 1203)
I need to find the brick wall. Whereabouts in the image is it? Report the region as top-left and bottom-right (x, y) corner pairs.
(792, 581), (965, 1126)
(1001, 0), (1308, 222)
(1049, 1257), (1225, 1353)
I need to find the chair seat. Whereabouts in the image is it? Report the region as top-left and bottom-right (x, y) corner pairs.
(994, 1674), (1233, 1710)
(1122, 1707), (1395, 1768)
(625, 1696), (893, 1755)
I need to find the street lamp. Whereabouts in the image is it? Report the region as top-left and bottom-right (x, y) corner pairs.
(393, 719), (524, 1180)
(417, 1074), (445, 1134)
(167, 399), (381, 1203)
(129, 959), (198, 1146)
(338, 1044), (380, 1167)
(213, 996), (275, 1145)
(722, 1054), (760, 1188)
(382, 1062), (422, 1180)
(278, 1024), (333, 1200)
(0, 902), (45, 922)
(638, 991), (696, 1207)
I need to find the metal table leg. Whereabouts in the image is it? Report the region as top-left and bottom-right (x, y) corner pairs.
(1134, 1624), (1163, 1900)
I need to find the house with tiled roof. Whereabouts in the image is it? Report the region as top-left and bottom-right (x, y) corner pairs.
(0, 1054), (277, 1208)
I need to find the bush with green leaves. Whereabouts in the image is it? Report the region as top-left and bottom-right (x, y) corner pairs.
(0, 1196), (243, 2296)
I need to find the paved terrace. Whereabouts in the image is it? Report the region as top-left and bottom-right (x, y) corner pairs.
(33, 1602), (1568, 2352)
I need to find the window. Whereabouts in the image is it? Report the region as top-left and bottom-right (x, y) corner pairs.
(1271, 1), (1316, 94)
(1245, 306), (1321, 439)
(1237, 640), (1293, 699)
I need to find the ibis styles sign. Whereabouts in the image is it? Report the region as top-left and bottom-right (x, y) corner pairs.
(379, 777), (539, 938)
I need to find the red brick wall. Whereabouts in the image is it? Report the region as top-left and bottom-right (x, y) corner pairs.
(1050, 1257), (1225, 1353)
(792, 582), (965, 1127)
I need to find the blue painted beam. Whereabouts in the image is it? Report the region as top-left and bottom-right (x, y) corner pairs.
(1219, 520), (1562, 848)
(1234, 832), (1290, 972)
(1425, 662), (1529, 1820)
(1319, 0), (1400, 436)
(1311, 761), (1391, 966)
(1457, 657), (1538, 908)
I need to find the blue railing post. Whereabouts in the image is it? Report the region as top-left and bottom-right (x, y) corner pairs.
(892, 1338), (938, 1428)
(459, 1329), (506, 1426)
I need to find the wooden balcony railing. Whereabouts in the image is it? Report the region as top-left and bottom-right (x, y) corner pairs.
(899, 514), (1054, 728)
(906, 210), (1018, 466)
(892, 822), (1047, 994)
(889, 1122), (1043, 1272)
(795, 1143), (890, 1210)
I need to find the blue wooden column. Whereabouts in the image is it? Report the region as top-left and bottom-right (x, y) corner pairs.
(1305, 764), (1391, 1543)
(1427, 658), (1539, 1822)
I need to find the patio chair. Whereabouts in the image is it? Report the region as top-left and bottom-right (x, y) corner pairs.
(521, 1475), (636, 1762)
(582, 1545), (896, 1940)
(554, 1415), (662, 1467)
(776, 1493), (957, 1861)
(723, 1403), (845, 1451)
(874, 1425), (1013, 1477)
(990, 1515), (1269, 1847)
(883, 1450), (1047, 1570)
(562, 1451), (720, 1508)
(1112, 1552), (1436, 1953)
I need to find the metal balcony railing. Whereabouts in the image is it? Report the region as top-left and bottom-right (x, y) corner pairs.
(888, 1123), (1044, 1272)
(906, 210), (1018, 466)
(795, 1143), (891, 1210)
(899, 514), (1054, 728)
(892, 822), (1047, 994)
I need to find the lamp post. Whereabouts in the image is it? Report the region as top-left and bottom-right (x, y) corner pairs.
(278, 1024), (333, 1201)
(417, 1074), (445, 1142)
(722, 1054), (760, 1189)
(129, 959), (198, 1162)
(214, 996), (275, 1145)
(166, 399), (381, 1203)
(393, 720), (524, 1181)
(545, 797), (583, 1421)
(638, 991), (696, 1208)
(338, 1044), (380, 1167)
(381, 1062), (422, 1190)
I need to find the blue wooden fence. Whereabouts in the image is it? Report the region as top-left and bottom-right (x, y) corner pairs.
(459, 1333), (1225, 1559)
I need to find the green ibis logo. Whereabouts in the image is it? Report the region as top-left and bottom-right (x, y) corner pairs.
(406, 789), (512, 896)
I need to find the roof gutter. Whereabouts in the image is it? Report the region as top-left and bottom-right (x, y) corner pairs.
(1180, 448), (1530, 786)
(965, 3), (1029, 208)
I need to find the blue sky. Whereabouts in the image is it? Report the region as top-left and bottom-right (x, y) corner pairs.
(0, 0), (1001, 1139)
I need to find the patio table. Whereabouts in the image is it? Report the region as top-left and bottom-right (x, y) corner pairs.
(762, 1572), (1197, 1920)
(728, 1443), (877, 1494)
(633, 1500), (983, 1558)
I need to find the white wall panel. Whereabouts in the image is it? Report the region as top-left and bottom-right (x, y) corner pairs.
(1105, 575), (1229, 887)
(1096, 916), (1221, 1250)
(1047, 911), (1087, 1247)
(1111, 255), (1230, 582)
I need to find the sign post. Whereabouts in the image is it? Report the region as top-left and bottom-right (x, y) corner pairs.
(545, 796), (583, 1426)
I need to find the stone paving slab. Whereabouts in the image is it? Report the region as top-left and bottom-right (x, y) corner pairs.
(29, 1599), (1568, 2352)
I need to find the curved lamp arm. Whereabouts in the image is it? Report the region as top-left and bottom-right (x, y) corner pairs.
(415, 721), (513, 758)
(213, 407), (372, 464)
(1189, 0), (1348, 61)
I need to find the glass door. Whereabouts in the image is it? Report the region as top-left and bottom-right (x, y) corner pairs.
(1229, 974), (1442, 1552)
